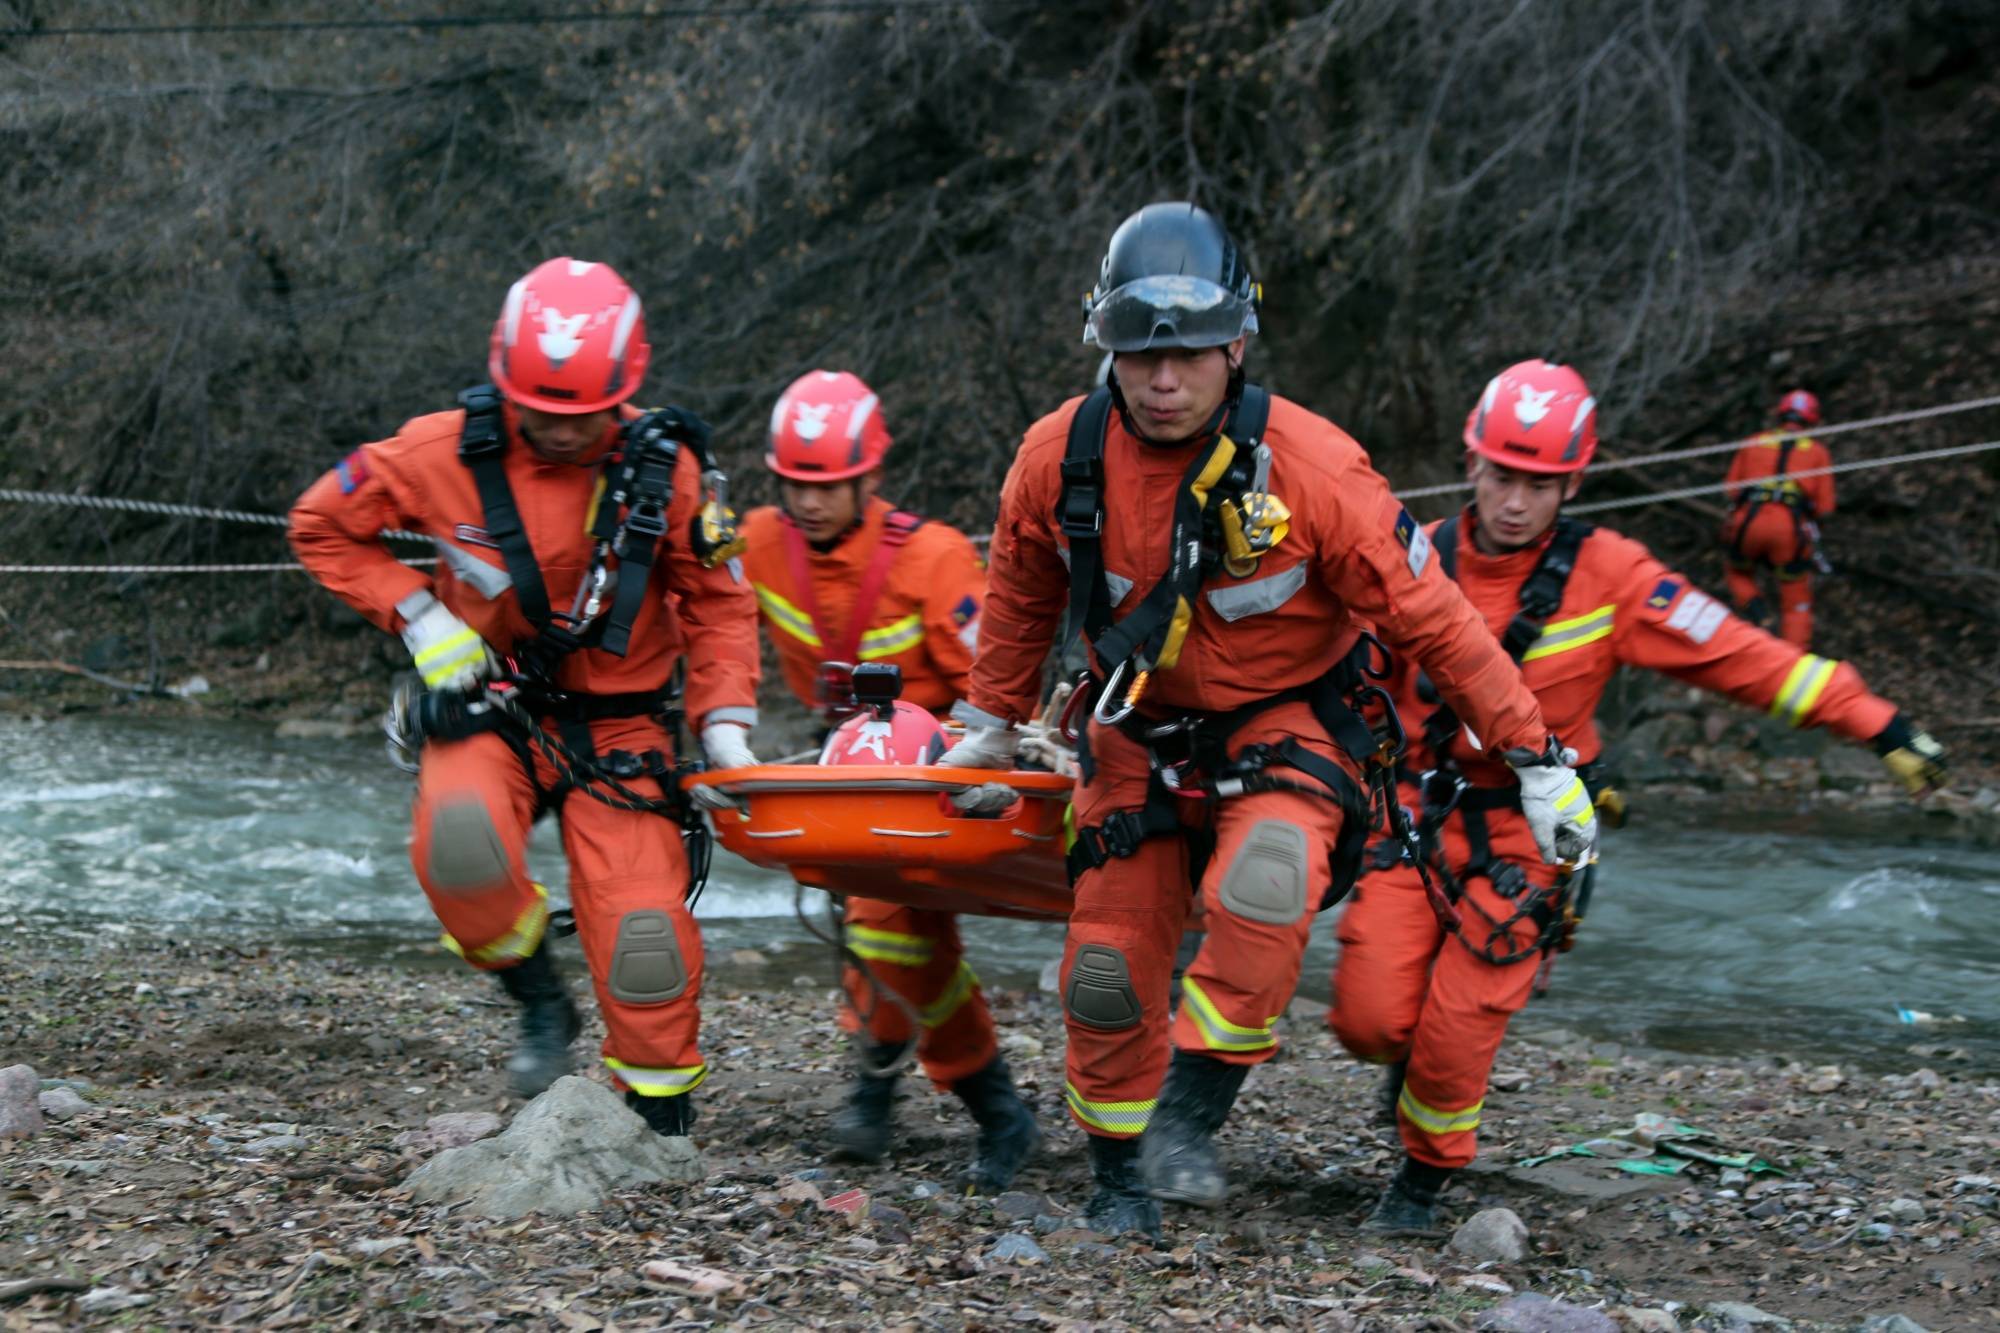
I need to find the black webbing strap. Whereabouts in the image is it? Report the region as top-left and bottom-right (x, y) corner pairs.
(598, 428), (680, 658)
(1057, 385), (1271, 670)
(458, 385), (553, 629)
(1419, 513), (1592, 757)
(1065, 776), (1183, 882)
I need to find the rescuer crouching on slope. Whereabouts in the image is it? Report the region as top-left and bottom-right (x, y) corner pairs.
(289, 258), (762, 1139)
(737, 369), (1039, 1191)
(1330, 360), (1948, 1236)
(938, 202), (1597, 1240)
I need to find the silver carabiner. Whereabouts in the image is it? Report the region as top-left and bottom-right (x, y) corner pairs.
(1092, 658), (1138, 727)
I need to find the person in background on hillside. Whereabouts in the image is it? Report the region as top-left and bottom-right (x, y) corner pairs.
(738, 370), (1040, 1191)
(1331, 361), (1947, 1236)
(290, 257), (761, 1140)
(939, 202), (1594, 1240)
(1721, 389), (1835, 645)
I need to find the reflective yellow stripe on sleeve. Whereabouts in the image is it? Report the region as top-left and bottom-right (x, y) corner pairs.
(1770, 654), (1837, 727)
(1520, 604), (1616, 663)
(847, 925), (935, 967)
(1397, 1085), (1483, 1135)
(440, 882), (550, 965)
(604, 1058), (706, 1098)
(857, 613), (925, 661)
(1179, 977), (1277, 1053)
(753, 584), (822, 648)
(1064, 1080), (1156, 1135)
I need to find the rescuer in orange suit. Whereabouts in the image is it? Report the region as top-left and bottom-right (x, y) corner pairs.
(937, 203), (1597, 1240)
(1331, 361), (1947, 1235)
(1722, 389), (1836, 645)
(290, 258), (762, 1139)
(737, 369), (1039, 1191)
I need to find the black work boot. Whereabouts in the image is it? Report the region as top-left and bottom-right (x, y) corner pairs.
(952, 1056), (1042, 1193)
(625, 1088), (697, 1138)
(1376, 1060), (1408, 1129)
(1362, 1157), (1455, 1237)
(494, 940), (582, 1099)
(829, 1042), (901, 1163)
(1081, 1135), (1162, 1241)
(1137, 1050), (1250, 1206)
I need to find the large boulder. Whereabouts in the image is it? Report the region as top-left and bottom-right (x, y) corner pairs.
(405, 1076), (702, 1218)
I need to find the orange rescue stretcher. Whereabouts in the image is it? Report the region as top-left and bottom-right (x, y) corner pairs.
(684, 765), (1075, 920)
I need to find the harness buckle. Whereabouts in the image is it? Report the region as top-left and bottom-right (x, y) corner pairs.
(1489, 860), (1529, 900)
(1057, 459), (1104, 537)
(455, 386), (504, 457)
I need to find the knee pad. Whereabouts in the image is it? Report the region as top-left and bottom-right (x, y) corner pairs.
(425, 798), (510, 896)
(1216, 819), (1310, 925)
(1065, 944), (1141, 1031)
(608, 910), (689, 1005)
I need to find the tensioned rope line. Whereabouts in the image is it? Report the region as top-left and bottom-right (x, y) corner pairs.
(1565, 438), (2000, 516)
(1390, 392), (2000, 500)
(1, 0), (1053, 39)
(0, 489), (429, 542)
(0, 559), (439, 574)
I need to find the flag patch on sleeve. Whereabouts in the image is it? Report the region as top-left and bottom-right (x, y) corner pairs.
(949, 595), (978, 628)
(335, 450), (370, 495)
(1392, 507), (1432, 577)
(1646, 577), (1683, 610)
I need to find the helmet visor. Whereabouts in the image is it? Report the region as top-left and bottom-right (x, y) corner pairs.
(1084, 275), (1258, 352)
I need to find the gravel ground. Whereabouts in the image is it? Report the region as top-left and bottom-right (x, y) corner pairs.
(3, 932), (1994, 1331)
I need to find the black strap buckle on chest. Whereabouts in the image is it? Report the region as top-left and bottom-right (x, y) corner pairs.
(597, 420), (682, 658)
(458, 385), (556, 631)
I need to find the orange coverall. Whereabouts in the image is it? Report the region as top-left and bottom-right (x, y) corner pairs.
(968, 393), (1551, 1139)
(740, 497), (998, 1086)
(290, 402), (759, 1104)
(1722, 429), (1836, 646)
(1332, 511), (1897, 1169)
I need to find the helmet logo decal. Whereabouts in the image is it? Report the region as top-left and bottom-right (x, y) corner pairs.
(537, 308), (588, 367)
(1515, 385), (1555, 426)
(793, 401), (833, 442)
(845, 719), (892, 761)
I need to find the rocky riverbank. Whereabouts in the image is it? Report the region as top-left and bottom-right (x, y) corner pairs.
(3, 933), (1993, 1331)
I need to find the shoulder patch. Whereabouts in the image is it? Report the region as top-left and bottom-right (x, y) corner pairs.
(1392, 507), (1432, 577)
(1664, 588), (1728, 644)
(949, 594), (978, 628)
(1645, 577), (1683, 610)
(335, 449), (370, 495)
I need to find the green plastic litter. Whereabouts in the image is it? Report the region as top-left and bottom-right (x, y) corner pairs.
(1618, 1157), (1692, 1175)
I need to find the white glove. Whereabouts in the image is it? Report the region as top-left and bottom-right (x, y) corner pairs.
(399, 593), (495, 692)
(937, 725), (1021, 813)
(689, 722), (757, 812)
(1017, 722), (1079, 778)
(1508, 746), (1598, 865)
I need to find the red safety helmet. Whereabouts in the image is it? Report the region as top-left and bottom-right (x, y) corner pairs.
(1463, 360), (1598, 474)
(819, 700), (949, 766)
(1773, 389), (1821, 427)
(767, 370), (891, 482)
(489, 258), (650, 414)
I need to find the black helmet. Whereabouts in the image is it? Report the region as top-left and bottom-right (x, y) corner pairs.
(1083, 202), (1260, 352)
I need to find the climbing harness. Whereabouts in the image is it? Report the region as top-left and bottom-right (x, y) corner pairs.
(1727, 433), (1819, 578)
(1051, 380), (1397, 906)
(775, 507), (925, 719)
(1396, 512), (1604, 971)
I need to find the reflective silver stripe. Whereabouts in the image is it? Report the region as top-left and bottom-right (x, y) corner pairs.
(1203, 561), (1307, 622)
(1064, 1080), (1155, 1133)
(1521, 604), (1616, 662)
(1180, 977), (1275, 1052)
(435, 540), (514, 600)
(1054, 544), (1133, 606)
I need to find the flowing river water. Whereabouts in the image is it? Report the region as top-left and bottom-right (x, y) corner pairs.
(4, 714), (1995, 1070)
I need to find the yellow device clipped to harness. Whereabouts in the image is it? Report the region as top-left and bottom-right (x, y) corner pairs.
(692, 469), (747, 569)
(1593, 785), (1629, 829)
(1217, 442), (1291, 578)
